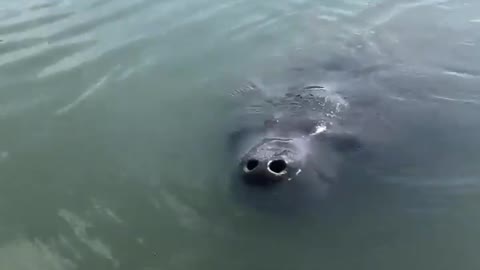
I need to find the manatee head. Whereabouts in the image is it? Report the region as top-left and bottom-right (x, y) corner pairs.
(239, 136), (310, 186)
(227, 117), (353, 213)
(226, 83), (364, 212)
(231, 117), (338, 188)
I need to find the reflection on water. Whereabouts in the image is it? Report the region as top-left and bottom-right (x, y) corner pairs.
(1, 0), (480, 269)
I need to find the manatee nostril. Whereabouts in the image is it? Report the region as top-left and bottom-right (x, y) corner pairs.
(245, 159), (259, 172)
(268, 159), (287, 174)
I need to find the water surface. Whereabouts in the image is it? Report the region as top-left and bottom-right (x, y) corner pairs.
(1, 0), (480, 269)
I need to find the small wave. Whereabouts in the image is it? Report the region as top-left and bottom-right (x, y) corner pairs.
(0, 38), (96, 89)
(48, 0), (155, 43)
(37, 34), (145, 78)
(0, 12), (73, 36)
(87, 0), (114, 10)
(29, 1), (63, 11)
(55, 71), (111, 115)
(0, 237), (76, 270)
(58, 209), (119, 267)
(350, 0), (450, 33)
(442, 69), (479, 79)
(0, 0), (164, 80)
(431, 95), (480, 105)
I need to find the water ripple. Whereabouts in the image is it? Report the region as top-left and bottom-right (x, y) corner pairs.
(37, 34), (144, 78)
(0, 0), (368, 83)
(0, 12), (73, 36)
(0, 38), (96, 77)
(431, 95), (480, 105)
(48, 0), (156, 42)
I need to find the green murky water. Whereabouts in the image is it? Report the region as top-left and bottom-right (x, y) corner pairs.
(1, 0), (480, 269)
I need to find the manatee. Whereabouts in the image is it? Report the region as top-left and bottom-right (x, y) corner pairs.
(233, 86), (358, 181)
(225, 64), (384, 212)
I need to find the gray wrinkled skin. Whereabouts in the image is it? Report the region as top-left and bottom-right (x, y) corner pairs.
(227, 81), (365, 213)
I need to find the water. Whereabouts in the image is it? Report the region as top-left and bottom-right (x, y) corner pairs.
(1, 0), (480, 269)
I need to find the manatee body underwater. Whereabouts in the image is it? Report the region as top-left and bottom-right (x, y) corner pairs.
(224, 59), (387, 213)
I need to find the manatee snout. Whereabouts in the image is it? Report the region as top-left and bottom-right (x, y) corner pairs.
(240, 157), (289, 186)
(237, 138), (306, 187)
